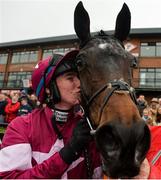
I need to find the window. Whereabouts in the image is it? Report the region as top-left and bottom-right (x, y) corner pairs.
(43, 47), (76, 59)
(156, 69), (161, 87)
(7, 72), (32, 88)
(12, 53), (20, 63)
(12, 51), (38, 63)
(29, 51), (38, 62)
(156, 42), (161, 56)
(0, 53), (8, 64)
(139, 68), (161, 88)
(140, 42), (161, 57)
(43, 49), (55, 59)
(20, 52), (29, 63)
(0, 73), (5, 88)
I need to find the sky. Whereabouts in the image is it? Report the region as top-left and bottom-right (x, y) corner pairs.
(0, 0), (161, 43)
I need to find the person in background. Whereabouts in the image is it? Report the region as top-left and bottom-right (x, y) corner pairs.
(28, 93), (40, 109)
(18, 97), (32, 116)
(137, 95), (148, 116)
(0, 93), (8, 123)
(149, 98), (159, 125)
(20, 89), (40, 110)
(158, 98), (161, 108)
(0, 50), (102, 179)
(3, 93), (11, 104)
(156, 106), (161, 125)
(5, 95), (20, 123)
(142, 108), (153, 126)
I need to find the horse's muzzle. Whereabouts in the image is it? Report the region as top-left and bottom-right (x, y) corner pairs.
(95, 120), (151, 178)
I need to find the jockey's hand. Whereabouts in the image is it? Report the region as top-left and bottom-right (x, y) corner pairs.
(59, 118), (91, 164)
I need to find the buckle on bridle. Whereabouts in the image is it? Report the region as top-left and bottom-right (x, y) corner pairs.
(80, 105), (96, 135)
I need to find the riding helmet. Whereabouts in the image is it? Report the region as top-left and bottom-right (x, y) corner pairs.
(32, 50), (79, 103)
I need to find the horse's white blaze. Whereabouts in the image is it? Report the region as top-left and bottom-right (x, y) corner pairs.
(98, 43), (108, 49)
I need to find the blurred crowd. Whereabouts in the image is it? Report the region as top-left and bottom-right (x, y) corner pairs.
(1, 90), (161, 127)
(0, 89), (41, 124)
(137, 95), (161, 126)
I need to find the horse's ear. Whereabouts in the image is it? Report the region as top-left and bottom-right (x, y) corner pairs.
(74, 1), (91, 47)
(114, 3), (131, 42)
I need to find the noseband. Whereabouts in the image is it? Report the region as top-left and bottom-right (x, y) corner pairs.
(82, 80), (138, 134)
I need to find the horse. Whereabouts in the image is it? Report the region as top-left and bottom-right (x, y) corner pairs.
(74, 2), (151, 178)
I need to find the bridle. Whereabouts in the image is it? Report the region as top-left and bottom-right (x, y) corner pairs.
(81, 80), (138, 134)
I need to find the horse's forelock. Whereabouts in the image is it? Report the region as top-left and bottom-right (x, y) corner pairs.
(86, 37), (131, 59)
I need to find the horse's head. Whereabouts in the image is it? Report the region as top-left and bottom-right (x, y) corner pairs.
(74, 2), (151, 178)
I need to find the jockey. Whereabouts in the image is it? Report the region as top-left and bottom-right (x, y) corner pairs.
(0, 50), (102, 179)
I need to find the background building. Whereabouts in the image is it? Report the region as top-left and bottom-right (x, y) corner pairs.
(126, 28), (161, 101)
(1, 28), (161, 101)
(0, 34), (79, 90)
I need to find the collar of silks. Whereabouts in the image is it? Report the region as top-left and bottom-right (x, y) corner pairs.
(103, 158), (150, 179)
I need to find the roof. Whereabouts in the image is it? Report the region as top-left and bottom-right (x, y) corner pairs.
(0, 34), (79, 49)
(129, 28), (161, 37)
(0, 28), (161, 48)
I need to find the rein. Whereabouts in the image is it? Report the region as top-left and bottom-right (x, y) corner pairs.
(82, 80), (138, 133)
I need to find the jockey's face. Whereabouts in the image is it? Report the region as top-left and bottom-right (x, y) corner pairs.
(55, 71), (81, 110)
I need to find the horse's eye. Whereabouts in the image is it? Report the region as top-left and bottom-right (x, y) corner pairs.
(75, 59), (85, 70)
(76, 59), (83, 67)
